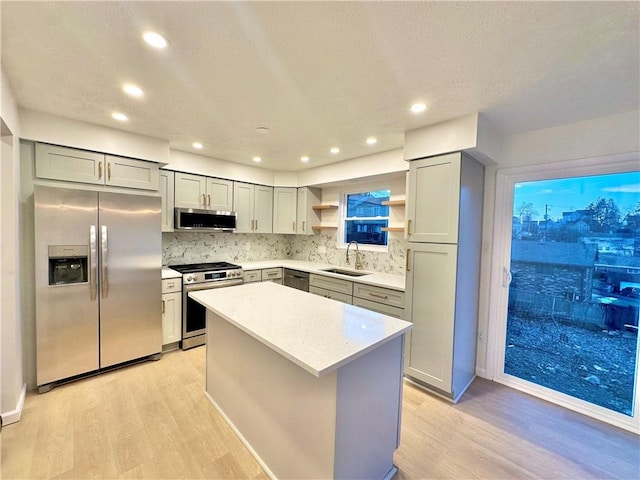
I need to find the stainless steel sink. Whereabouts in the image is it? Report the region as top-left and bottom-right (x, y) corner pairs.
(320, 268), (370, 277)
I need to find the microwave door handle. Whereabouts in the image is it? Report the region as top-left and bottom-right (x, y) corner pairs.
(89, 225), (97, 300)
(101, 225), (108, 299)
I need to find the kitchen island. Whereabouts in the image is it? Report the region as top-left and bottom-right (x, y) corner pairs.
(190, 281), (412, 480)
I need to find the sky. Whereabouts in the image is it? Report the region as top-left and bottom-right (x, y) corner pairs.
(514, 171), (640, 221)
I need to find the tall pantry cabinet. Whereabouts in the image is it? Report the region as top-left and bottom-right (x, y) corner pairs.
(404, 151), (484, 402)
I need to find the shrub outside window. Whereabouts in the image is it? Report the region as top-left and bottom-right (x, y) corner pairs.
(343, 189), (390, 246)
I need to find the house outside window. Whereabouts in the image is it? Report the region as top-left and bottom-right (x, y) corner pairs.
(342, 189), (390, 248)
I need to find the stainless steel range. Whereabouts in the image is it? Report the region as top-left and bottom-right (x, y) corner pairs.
(170, 262), (243, 349)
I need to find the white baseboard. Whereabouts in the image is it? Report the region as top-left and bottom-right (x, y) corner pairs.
(1, 382), (26, 425)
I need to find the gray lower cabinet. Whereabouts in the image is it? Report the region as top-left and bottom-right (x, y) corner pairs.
(352, 284), (404, 319)
(261, 268), (283, 284)
(243, 270), (261, 283)
(161, 279), (182, 348)
(309, 274), (353, 304)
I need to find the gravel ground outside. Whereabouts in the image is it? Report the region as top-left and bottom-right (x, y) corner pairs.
(505, 313), (638, 416)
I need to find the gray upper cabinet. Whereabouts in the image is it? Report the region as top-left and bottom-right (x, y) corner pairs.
(35, 143), (105, 186)
(35, 143), (159, 191)
(296, 187), (321, 235)
(406, 153), (461, 244)
(206, 177), (234, 211)
(273, 187), (297, 234)
(105, 155), (159, 191)
(233, 182), (273, 233)
(159, 170), (175, 232)
(174, 172), (233, 211)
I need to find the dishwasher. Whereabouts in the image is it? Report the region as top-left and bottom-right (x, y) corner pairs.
(283, 269), (309, 292)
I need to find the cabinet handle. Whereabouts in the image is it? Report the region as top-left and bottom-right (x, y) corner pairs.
(407, 219), (412, 236)
(406, 248), (411, 272)
(369, 292), (388, 300)
(162, 300), (165, 314)
(255, 219), (258, 230)
(107, 162), (111, 180)
(207, 194), (211, 207)
(202, 194), (206, 207)
(167, 282), (174, 289)
(302, 221), (306, 232)
(268, 273), (278, 277)
(98, 161), (103, 179)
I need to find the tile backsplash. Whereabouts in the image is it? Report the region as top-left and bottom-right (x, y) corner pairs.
(163, 232), (407, 274)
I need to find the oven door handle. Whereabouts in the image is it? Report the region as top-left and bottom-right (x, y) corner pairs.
(184, 279), (244, 292)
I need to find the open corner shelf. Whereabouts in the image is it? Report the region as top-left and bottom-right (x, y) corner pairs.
(382, 227), (404, 232)
(381, 200), (406, 207)
(312, 205), (339, 211)
(311, 225), (338, 230)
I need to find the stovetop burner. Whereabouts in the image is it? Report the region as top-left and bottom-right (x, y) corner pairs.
(170, 262), (241, 273)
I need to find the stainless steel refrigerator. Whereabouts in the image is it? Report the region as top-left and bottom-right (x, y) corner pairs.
(34, 185), (162, 391)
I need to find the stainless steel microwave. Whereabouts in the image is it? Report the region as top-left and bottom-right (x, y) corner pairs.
(174, 208), (237, 231)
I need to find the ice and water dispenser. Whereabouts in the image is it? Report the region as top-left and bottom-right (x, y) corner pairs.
(48, 245), (88, 286)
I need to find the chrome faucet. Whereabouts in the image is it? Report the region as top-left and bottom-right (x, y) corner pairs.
(346, 240), (363, 270)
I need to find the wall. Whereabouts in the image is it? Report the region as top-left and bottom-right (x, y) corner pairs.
(163, 232), (291, 265)
(1, 67), (26, 425)
(19, 109), (169, 164)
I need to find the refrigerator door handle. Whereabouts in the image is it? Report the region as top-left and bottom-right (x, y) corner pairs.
(89, 225), (98, 300)
(101, 225), (109, 298)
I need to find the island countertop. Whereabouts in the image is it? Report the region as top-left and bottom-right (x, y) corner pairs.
(189, 281), (412, 378)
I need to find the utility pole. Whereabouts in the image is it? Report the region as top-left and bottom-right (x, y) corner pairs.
(543, 204), (549, 242)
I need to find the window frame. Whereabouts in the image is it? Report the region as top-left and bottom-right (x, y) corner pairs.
(486, 152), (640, 432)
(338, 185), (391, 252)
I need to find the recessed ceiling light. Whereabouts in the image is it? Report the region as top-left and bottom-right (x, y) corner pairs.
(253, 156), (262, 163)
(366, 137), (378, 145)
(256, 127), (270, 134)
(111, 112), (128, 122)
(410, 103), (427, 114)
(330, 147), (340, 154)
(143, 31), (168, 49)
(192, 142), (203, 149)
(300, 156), (310, 163)
(123, 84), (143, 98)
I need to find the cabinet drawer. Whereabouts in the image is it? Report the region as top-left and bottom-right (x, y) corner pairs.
(309, 274), (353, 295)
(162, 278), (181, 294)
(353, 284), (404, 309)
(261, 268), (282, 281)
(353, 297), (404, 319)
(309, 286), (352, 305)
(244, 270), (261, 283)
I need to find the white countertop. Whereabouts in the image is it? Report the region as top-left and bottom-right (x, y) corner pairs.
(236, 259), (405, 291)
(162, 268), (181, 279)
(190, 282), (412, 378)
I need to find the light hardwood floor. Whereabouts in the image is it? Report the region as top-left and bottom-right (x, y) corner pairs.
(1, 347), (638, 479)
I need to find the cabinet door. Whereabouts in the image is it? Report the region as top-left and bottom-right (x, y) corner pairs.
(207, 178), (234, 211)
(254, 185), (273, 233)
(404, 243), (457, 393)
(296, 187), (321, 235)
(233, 182), (254, 233)
(162, 292), (182, 346)
(105, 155), (160, 190)
(160, 170), (175, 232)
(407, 153), (460, 244)
(35, 143), (105, 185)
(175, 173), (207, 209)
(273, 187), (297, 234)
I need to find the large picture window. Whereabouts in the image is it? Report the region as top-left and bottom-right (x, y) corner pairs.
(343, 189), (390, 246)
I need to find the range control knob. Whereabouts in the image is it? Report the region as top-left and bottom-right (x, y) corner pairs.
(186, 274), (194, 282)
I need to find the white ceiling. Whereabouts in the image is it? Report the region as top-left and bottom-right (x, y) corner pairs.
(1, 2), (638, 171)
